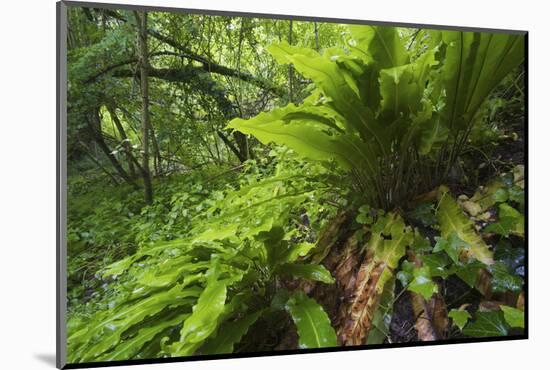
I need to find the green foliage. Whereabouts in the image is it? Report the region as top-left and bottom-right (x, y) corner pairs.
(67, 151), (341, 362)
(285, 292), (338, 349)
(407, 266), (438, 300)
(200, 310), (264, 355)
(278, 263), (335, 284)
(409, 202), (437, 227)
(366, 278), (396, 344)
(397, 261), (438, 300)
(167, 264), (234, 356)
(448, 309), (472, 330)
(463, 311), (509, 337)
(66, 8), (525, 360)
(433, 232), (469, 265)
(494, 240), (524, 277)
(437, 189), (494, 265)
(230, 25), (524, 209)
(484, 203), (524, 237)
(500, 306), (524, 329)
(489, 262), (523, 293)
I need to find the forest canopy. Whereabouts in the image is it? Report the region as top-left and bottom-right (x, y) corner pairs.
(65, 5), (526, 364)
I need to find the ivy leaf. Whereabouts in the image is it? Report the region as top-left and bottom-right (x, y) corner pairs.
(285, 292), (337, 348)
(508, 185), (524, 205)
(396, 271), (411, 287)
(422, 252), (452, 278)
(463, 311), (509, 337)
(433, 232), (468, 265)
(407, 266), (438, 300)
(500, 305), (524, 329)
(484, 218), (516, 236)
(494, 240), (524, 276)
(492, 188), (509, 203)
(396, 260), (414, 287)
(499, 204), (524, 237)
(411, 232), (431, 253)
(484, 203), (524, 237)
(409, 202), (437, 227)
(448, 309), (472, 330)
(489, 261), (523, 293)
(454, 260), (485, 288)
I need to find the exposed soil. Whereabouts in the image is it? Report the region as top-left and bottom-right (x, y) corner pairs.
(388, 289), (418, 343)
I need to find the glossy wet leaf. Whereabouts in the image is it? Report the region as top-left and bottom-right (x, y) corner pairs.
(407, 266), (438, 300)
(285, 292), (337, 349)
(411, 232), (431, 253)
(492, 188), (509, 203)
(454, 261), (485, 289)
(484, 203), (524, 237)
(463, 311), (509, 337)
(448, 309), (471, 330)
(490, 261), (523, 293)
(433, 232), (469, 265)
(494, 240), (524, 275)
(500, 305), (524, 329)
(171, 275), (229, 355)
(421, 252), (452, 279)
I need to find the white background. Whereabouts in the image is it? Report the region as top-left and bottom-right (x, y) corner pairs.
(0, 0), (545, 368)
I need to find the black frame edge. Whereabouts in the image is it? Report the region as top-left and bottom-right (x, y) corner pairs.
(57, 1), (68, 368)
(62, 0), (527, 35)
(63, 335), (528, 369)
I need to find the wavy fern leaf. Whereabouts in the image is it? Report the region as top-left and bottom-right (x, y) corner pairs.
(440, 31), (524, 132)
(437, 190), (494, 265)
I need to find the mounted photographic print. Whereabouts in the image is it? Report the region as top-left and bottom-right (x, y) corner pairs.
(57, 1), (528, 368)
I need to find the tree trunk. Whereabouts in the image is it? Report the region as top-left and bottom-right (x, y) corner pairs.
(218, 130), (247, 163)
(107, 105), (136, 179)
(278, 212), (449, 348)
(314, 22), (319, 51)
(288, 20), (295, 103)
(135, 11), (154, 205)
(233, 131), (252, 162)
(78, 140), (120, 186)
(87, 109), (138, 188)
(149, 122), (162, 177)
